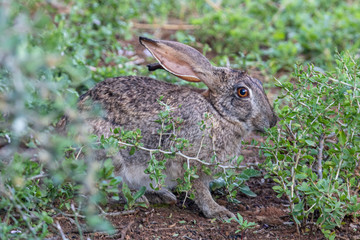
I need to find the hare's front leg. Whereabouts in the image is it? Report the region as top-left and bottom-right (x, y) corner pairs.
(193, 179), (235, 220)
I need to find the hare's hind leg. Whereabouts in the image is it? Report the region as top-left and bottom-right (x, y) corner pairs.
(144, 189), (177, 205)
(116, 157), (177, 205)
(116, 188), (176, 206)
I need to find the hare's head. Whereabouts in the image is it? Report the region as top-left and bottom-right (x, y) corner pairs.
(140, 37), (277, 134)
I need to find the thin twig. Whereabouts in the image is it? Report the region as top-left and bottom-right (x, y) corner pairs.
(275, 128), (282, 165)
(56, 221), (68, 240)
(100, 210), (137, 217)
(58, 209), (136, 219)
(117, 141), (247, 170)
(75, 146), (83, 160)
(71, 203), (83, 240)
(291, 149), (301, 235)
(335, 158), (344, 181)
(279, 174), (300, 235)
(317, 134), (325, 180)
(6, 187), (37, 237)
(305, 196), (323, 214)
(241, 144), (275, 150)
(182, 158), (191, 206)
(205, 0), (222, 11)
(291, 151), (301, 201)
(274, 78), (311, 110)
(120, 220), (135, 240)
(60, 212), (86, 219)
(328, 77), (354, 88)
(27, 173), (48, 181)
(158, 119), (164, 148)
(196, 135), (206, 159)
(310, 101), (335, 125)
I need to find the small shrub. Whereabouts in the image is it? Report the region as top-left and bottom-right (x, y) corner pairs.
(226, 212), (257, 235)
(262, 52), (360, 238)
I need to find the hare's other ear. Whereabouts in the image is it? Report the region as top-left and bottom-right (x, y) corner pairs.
(139, 37), (216, 88)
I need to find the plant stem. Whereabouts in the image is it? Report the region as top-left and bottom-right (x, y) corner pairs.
(317, 134), (325, 180)
(116, 140), (248, 170)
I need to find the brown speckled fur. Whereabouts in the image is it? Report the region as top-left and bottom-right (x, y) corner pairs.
(57, 37), (277, 220)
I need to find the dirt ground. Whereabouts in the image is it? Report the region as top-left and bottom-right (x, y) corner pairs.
(50, 134), (359, 240)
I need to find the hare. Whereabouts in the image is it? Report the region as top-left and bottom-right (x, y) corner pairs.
(57, 37), (277, 219)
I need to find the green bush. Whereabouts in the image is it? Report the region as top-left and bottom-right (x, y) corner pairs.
(262, 53), (360, 238)
(0, 1), (123, 238)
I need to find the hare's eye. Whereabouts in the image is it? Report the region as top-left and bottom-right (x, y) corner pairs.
(237, 87), (249, 98)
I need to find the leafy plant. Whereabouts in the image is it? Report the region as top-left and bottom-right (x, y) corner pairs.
(226, 212), (257, 235)
(192, 0), (360, 74)
(0, 1), (130, 238)
(121, 183), (147, 210)
(211, 168), (260, 203)
(262, 52), (360, 237)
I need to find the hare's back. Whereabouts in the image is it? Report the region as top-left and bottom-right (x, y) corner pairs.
(78, 76), (209, 129)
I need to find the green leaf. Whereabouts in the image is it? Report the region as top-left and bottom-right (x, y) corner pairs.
(297, 182), (310, 192)
(272, 185), (283, 193)
(239, 185), (257, 197)
(87, 216), (116, 234)
(129, 146), (136, 155)
(236, 213), (244, 223)
(121, 182), (133, 202)
(210, 178), (226, 191)
(241, 169), (261, 178)
(133, 186), (146, 200)
(305, 140), (316, 147)
(324, 161), (336, 167)
(202, 165), (212, 176)
(42, 212), (54, 224)
(338, 131), (347, 146)
(295, 173), (308, 179)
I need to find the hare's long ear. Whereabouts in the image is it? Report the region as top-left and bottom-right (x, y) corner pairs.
(139, 37), (216, 88)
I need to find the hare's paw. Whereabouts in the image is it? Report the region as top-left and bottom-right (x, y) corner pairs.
(203, 205), (235, 221)
(145, 189), (177, 205)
